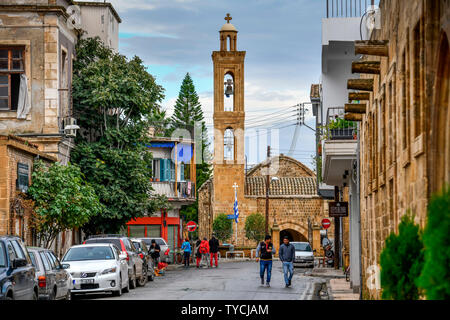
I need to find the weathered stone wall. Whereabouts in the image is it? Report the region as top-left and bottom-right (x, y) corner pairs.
(359, 0), (450, 299)
(0, 1), (77, 161)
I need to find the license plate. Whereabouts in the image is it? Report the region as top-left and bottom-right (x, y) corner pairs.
(80, 279), (94, 284)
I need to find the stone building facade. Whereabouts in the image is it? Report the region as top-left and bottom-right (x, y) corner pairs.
(0, 135), (56, 243)
(357, 0), (450, 299)
(0, 0), (80, 163)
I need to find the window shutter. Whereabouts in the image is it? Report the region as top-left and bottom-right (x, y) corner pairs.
(180, 163), (185, 181)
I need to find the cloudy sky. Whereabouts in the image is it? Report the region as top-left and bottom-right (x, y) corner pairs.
(86, 0), (328, 169)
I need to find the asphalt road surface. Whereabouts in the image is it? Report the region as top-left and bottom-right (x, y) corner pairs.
(75, 261), (325, 300)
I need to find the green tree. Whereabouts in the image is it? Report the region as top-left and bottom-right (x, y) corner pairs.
(71, 37), (167, 234)
(379, 212), (424, 300)
(244, 213), (266, 243)
(212, 214), (233, 242)
(27, 161), (102, 248)
(418, 186), (450, 300)
(171, 73), (211, 223)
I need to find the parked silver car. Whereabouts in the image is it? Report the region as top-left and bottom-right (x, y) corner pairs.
(292, 242), (315, 268)
(137, 238), (170, 263)
(27, 247), (71, 300)
(131, 239), (154, 281)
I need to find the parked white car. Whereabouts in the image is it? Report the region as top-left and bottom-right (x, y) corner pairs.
(61, 243), (129, 298)
(292, 242), (315, 268)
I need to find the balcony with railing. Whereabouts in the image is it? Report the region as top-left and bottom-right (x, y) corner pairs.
(150, 181), (196, 201)
(326, 0), (376, 18)
(321, 107), (358, 186)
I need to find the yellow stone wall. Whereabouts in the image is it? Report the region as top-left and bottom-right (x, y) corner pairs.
(359, 0), (450, 299)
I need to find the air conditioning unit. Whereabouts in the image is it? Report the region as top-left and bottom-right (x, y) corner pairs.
(63, 117), (79, 138)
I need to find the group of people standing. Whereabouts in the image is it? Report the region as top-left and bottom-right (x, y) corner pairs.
(256, 235), (296, 288)
(180, 235), (220, 269)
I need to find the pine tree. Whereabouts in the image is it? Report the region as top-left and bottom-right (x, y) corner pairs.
(171, 73), (211, 222)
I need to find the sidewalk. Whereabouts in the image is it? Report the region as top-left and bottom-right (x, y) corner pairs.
(305, 267), (360, 300)
(328, 278), (360, 300)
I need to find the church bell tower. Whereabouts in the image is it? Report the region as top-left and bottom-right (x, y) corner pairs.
(212, 13), (246, 218)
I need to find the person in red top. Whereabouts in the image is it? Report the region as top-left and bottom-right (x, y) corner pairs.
(197, 237), (210, 268)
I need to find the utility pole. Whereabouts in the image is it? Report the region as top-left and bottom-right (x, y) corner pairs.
(334, 186), (341, 270)
(265, 145), (271, 235)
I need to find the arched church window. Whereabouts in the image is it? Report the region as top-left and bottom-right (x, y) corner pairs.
(224, 128), (234, 160)
(224, 73), (234, 111)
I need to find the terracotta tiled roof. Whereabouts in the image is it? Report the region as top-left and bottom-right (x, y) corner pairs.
(245, 176), (317, 196)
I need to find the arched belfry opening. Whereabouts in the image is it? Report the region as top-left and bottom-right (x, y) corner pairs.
(224, 72), (234, 111)
(224, 128), (235, 161)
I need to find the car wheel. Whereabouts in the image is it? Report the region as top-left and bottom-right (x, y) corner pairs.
(112, 275), (122, 297)
(137, 266), (147, 287)
(123, 275), (130, 293)
(129, 270), (137, 289)
(48, 287), (56, 300)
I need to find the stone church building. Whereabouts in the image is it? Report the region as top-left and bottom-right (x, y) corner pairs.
(198, 15), (338, 254)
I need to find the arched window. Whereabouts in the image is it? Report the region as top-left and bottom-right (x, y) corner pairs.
(224, 128), (234, 160)
(224, 73), (234, 111)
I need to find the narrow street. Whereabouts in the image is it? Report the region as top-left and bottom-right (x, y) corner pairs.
(75, 261), (325, 300)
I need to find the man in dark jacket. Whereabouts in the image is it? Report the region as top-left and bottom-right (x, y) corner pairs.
(209, 235), (220, 268)
(149, 239), (161, 265)
(256, 235), (276, 287)
(279, 236), (296, 287)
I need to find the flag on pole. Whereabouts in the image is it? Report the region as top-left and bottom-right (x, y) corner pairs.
(233, 189), (239, 223)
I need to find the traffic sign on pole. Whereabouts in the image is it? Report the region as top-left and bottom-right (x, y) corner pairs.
(322, 218), (331, 229)
(186, 221), (197, 232)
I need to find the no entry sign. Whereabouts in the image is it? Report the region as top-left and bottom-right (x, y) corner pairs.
(322, 218), (331, 229)
(186, 221), (197, 232)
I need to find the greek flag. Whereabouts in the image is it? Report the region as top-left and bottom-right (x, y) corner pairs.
(233, 191), (239, 223)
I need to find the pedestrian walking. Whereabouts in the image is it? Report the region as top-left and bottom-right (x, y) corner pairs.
(209, 235), (220, 268)
(279, 236), (295, 288)
(256, 235), (276, 287)
(181, 238), (192, 268)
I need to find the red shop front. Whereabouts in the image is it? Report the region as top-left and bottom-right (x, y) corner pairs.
(126, 210), (182, 249)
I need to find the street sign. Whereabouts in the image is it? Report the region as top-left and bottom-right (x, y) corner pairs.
(321, 218), (331, 229)
(328, 201), (349, 217)
(227, 214), (236, 219)
(186, 221), (197, 232)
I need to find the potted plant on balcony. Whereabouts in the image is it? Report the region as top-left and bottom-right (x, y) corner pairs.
(329, 118), (355, 140)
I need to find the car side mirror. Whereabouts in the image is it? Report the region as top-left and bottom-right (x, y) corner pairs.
(119, 253), (127, 260)
(12, 258), (27, 269)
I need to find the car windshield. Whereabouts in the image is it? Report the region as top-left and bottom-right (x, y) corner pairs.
(0, 242), (6, 267)
(293, 243), (312, 252)
(142, 239), (165, 246)
(132, 242), (141, 250)
(85, 238), (122, 250)
(63, 246), (114, 261)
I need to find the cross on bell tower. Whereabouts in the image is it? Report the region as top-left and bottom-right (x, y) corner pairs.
(224, 13), (232, 23)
